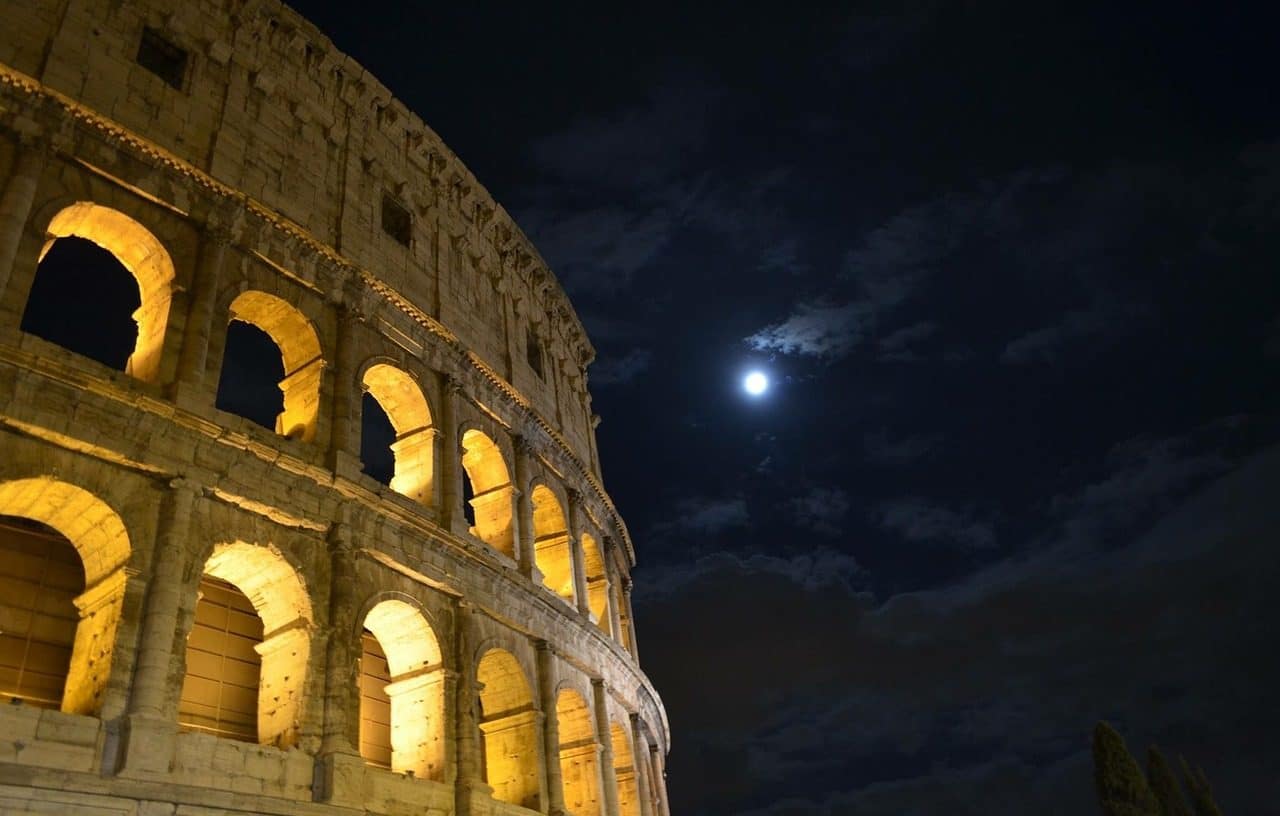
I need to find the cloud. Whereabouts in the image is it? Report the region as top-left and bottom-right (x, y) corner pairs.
(519, 205), (678, 296)
(1001, 300), (1147, 363)
(589, 348), (652, 386)
(647, 494), (749, 543)
(863, 428), (942, 465)
(744, 299), (867, 358)
(876, 498), (997, 550)
(788, 486), (851, 536)
(877, 320), (938, 361)
(636, 547), (863, 600)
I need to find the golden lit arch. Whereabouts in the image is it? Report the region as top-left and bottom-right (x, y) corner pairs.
(531, 484), (575, 606)
(581, 532), (610, 633)
(460, 429), (514, 558)
(42, 202), (175, 382)
(226, 290), (323, 442)
(180, 542), (313, 748)
(556, 688), (602, 816)
(476, 648), (540, 809)
(360, 599), (446, 779)
(611, 720), (640, 816)
(362, 363), (435, 504)
(0, 477), (131, 715)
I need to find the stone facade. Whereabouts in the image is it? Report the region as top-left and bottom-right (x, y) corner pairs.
(0, 1), (670, 814)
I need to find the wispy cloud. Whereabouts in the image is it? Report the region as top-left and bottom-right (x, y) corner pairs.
(876, 498), (997, 550)
(789, 486), (851, 536)
(589, 348), (652, 386)
(863, 428), (942, 465)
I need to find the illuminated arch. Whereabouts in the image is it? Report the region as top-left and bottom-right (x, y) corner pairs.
(0, 477), (131, 715)
(460, 429), (514, 558)
(41, 202), (175, 382)
(225, 290), (323, 442)
(362, 363), (435, 505)
(581, 532), (611, 633)
(531, 484), (575, 606)
(476, 648), (540, 809)
(556, 688), (602, 816)
(611, 720), (640, 816)
(360, 598), (445, 778)
(179, 542), (313, 748)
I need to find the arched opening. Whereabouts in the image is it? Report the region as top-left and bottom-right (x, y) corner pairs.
(215, 322), (285, 431)
(178, 542), (312, 748)
(581, 533), (611, 634)
(611, 721), (640, 816)
(22, 202), (175, 382)
(21, 237), (141, 371)
(360, 599), (445, 778)
(361, 364), (435, 505)
(476, 648), (540, 809)
(216, 291), (323, 442)
(556, 689), (602, 816)
(531, 485), (575, 607)
(360, 394), (396, 486)
(460, 430), (514, 558)
(0, 478), (132, 716)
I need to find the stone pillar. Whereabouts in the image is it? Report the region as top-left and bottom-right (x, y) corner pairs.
(438, 374), (467, 536)
(119, 479), (196, 774)
(629, 713), (655, 816)
(454, 600), (489, 814)
(566, 489), (590, 615)
(649, 744), (670, 816)
(622, 580), (639, 661)
(536, 641), (566, 816)
(604, 539), (624, 644)
(327, 277), (364, 474)
(172, 216), (232, 398)
(513, 434), (538, 580)
(0, 134), (48, 303)
(320, 523), (359, 754)
(592, 679), (620, 816)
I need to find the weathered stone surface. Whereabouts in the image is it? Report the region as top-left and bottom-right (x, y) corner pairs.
(0, 1), (670, 814)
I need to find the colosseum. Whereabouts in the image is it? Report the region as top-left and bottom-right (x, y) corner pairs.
(0, 1), (672, 814)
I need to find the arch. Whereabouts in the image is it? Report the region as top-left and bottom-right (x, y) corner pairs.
(611, 720), (640, 816)
(557, 688), (602, 816)
(531, 484), (575, 606)
(179, 542), (313, 747)
(476, 648), (540, 809)
(39, 202), (175, 382)
(0, 477), (131, 715)
(360, 598), (445, 779)
(224, 290), (323, 442)
(460, 429), (514, 558)
(581, 532), (611, 634)
(362, 363), (436, 505)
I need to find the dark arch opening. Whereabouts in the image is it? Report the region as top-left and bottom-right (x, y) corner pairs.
(215, 321), (285, 431)
(20, 236), (141, 370)
(359, 393), (396, 486)
(0, 516), (85, 709)
(462, 467), (476, 527)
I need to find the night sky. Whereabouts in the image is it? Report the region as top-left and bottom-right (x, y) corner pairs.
(31, 1), (1280, 812)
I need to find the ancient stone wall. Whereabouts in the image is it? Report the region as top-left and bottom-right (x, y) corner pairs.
(0, 2), (668, 814)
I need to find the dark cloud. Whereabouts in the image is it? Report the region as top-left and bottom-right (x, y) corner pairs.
(1001, 301), (1149, 364)
(647, 494), (749, 543)
(876, 498), (997, 551)
(863, 428), (942, 465)
(788, 486), (851, 536)
(589, 348), (653, 386)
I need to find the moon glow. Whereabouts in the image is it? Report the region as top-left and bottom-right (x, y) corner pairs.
(744, 371), (769, 396)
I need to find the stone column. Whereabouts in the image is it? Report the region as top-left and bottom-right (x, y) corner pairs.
(536, 641), (566, 816)
(629, 713), (654, 816)
(649, 744), (670, 816)
(454, 600), (489, 815)
(120, 479), (196, 774)
(622, 580), (639, 661)
(592, 679), (621, 816)
(566, 489), (590, 616)
(604, 539), (624, 644)
(327, 276), (364, 474)
(320, 522), (359, 755)
(0, 134), (48, 303)
(438, 374), (466, 535)
(513, 434), (538, 580)
(172, 215), (232, 398)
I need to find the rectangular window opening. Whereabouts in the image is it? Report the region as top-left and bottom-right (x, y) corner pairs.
(136, 27), (188, 90)
(526, 328), (545, 379)
(381, 193), (412, 247)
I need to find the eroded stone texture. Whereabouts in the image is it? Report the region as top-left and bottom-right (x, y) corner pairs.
(0, 1), (670, 814)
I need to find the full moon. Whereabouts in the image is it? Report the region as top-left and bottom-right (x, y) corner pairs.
(744, 371), (769, 396)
